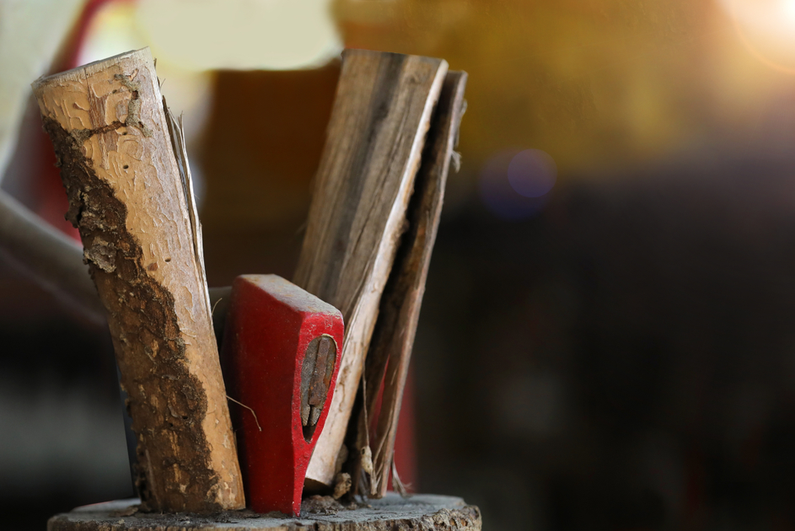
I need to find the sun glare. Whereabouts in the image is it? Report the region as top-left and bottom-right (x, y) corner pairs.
(717, 0), (795, 73)
(783, 0), (795, 21)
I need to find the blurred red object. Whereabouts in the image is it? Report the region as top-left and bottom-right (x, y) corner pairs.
(35, 0), (130, 240)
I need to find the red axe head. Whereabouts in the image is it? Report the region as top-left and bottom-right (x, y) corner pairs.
(221, 274), (344, 516)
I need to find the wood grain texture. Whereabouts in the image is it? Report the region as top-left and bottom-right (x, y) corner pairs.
(48, 494), (481, 531)
(293, 49), (448, 487)
(350, 72), (468, 497)
(32, 48), (244, 512)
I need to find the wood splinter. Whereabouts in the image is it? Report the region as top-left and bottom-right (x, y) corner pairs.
(32, 48), (244, 513)
(350, 71), (468, 498)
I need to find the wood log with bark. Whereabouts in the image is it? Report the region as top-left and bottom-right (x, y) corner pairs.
(32, 48), (244, 513)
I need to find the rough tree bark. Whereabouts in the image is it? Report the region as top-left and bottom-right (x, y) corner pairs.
(32, 48), (244, 513)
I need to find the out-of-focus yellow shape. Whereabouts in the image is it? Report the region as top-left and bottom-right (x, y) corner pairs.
(136, 0), (342, 71)
(78, 2), (213, 147)
(333, 0), (795, 186)
(77, 2), (147, 68)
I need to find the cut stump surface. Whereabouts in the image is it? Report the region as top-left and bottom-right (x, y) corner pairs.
(48, 494), (481, 531)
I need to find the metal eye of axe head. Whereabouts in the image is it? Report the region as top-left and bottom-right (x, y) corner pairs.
(220, 274), (344, 516)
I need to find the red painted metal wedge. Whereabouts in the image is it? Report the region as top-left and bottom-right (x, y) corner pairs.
(221, 274), (344, 516)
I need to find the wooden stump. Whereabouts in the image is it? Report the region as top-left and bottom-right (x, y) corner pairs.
(47, 494), (482, 531)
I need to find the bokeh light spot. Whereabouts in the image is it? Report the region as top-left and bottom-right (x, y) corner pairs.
(479, 149), (553, 220)
(507, 149), (557, 198)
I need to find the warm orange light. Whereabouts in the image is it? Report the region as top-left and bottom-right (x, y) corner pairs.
(718, 0), (795, 74)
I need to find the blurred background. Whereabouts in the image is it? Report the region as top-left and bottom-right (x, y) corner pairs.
(4, 0), (795, 529)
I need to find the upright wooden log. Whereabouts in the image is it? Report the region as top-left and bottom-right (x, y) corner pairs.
(293, 49), (448, 488)
(351, 71), (468, 497)
(32, 48), (244, 512)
